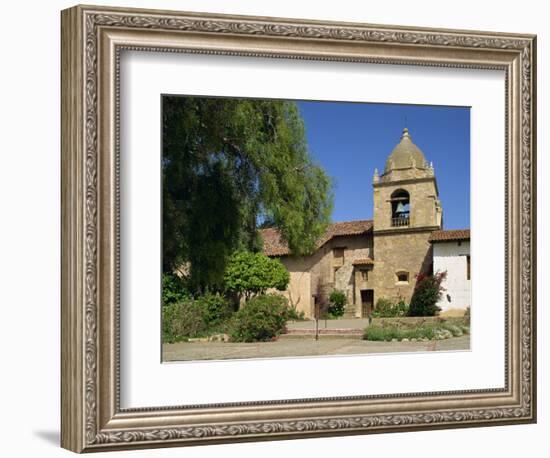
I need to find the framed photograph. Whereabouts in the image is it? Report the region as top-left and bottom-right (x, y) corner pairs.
(61, 4), (537, 453)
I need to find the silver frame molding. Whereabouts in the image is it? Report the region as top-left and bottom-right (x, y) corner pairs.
(61, 4), (537, 453)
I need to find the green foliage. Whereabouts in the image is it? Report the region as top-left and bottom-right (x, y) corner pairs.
(162, 301), (207, 343)
(371, 297), (409, 318)
(162, 273), (189, 306)
(162, 293), (233, 343)
(408, 271), (447, 317)
(162, 96), (333, 291)
(195, 293), (234, 329)
(224, 251), (290, 300)
(363, 320), (469, 341)
(443, 323), (464, 337)
(228, 295), (290, 342)
(328, 290), (347, 317)
(363, 325), (411, 341)
(286, 307), (306, 321)
(362, 326), (393, 342)
(179, 162), (243, 292)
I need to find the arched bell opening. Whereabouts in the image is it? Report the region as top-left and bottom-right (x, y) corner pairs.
(390, 189), (410, 227)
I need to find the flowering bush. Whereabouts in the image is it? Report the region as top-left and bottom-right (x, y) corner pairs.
(408, 271), (447, 317)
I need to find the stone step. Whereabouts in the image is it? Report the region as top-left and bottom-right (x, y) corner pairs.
(279, 332), (363, 340)
(283, 328), (363, 336)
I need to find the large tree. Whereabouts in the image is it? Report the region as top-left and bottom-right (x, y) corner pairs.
(162, 96), (333, 291)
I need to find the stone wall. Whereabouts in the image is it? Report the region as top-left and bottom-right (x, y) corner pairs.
(370, 230), (434, 305)
(331, 235), (373, 314)
(373, 177), (440, 231)
(275, 255), (316, 317)
(278, 234), (372, 318)
(276, 228), (447, 319)
(277, 230), (435, 318)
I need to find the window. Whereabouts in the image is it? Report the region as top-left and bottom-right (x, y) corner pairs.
(390, 189), (410, 227)
(466, 255), (471, 280)
(396, 271), (409, 283)
(333, 247), (345, 267)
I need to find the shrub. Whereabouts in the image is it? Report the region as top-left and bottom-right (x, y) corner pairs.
(362, 326), (390, 341)
(372, 298), (409, 318)
(328, 290), (347, 317)
(229, 295), (290, 342)
(287, 306), (306, 321)
(442, 323), (463, 337)
(162, 293), (232, 343)
(195, 292), (233, 329)
(408, 271), (447, 317)
(162, 273), (189, 306)
(363, 318), (470, 341)
(224, 251), (290, 301)
(363, 323), (437, 341)
(162, 301), (208, 343)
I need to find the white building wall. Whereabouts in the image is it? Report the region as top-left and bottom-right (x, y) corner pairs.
(433, 241), (471, 315)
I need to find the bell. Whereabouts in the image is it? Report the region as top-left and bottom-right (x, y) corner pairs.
(396, 202), (406, 213)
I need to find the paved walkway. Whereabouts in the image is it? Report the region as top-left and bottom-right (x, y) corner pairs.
(162, 335), (470, 362)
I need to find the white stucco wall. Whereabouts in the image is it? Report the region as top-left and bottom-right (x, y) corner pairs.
(433, 241), (471, 315)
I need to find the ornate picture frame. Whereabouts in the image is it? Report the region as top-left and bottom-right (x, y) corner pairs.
(61, 4), (536, 453)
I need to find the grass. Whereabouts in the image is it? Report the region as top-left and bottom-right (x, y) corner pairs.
(363, 320), (470, 342)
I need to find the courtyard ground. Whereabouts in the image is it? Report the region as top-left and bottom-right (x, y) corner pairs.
(162, 332), (470, 362)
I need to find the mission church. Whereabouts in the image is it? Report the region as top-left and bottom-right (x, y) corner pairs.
(260, 127), (471, 319)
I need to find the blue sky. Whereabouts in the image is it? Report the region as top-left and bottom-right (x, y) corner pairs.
(297, 101), (470, 230)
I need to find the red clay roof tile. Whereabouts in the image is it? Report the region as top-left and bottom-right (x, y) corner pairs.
(429, 229), (470, 242)
(260, 220), (373, 256)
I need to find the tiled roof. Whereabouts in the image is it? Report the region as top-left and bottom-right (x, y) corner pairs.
(260, 220), (373, 257)
(260, 228), (292, 257)
(352, 258), (375, 266)
(429, 229), (470, 243)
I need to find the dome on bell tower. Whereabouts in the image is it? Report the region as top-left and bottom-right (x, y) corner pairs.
(373, 127), (442, 231)
(384, 128), (428, 174)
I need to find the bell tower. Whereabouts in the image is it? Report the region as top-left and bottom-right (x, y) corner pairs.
(373, 128), (442, 232)
(369, 127), (443, 304)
